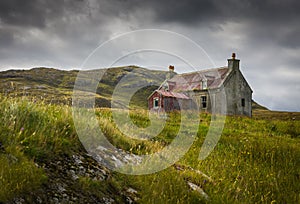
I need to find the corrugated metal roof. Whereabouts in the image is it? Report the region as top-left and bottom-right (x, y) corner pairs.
(167, 67), (230, 92)
(156, 90), (190, 99)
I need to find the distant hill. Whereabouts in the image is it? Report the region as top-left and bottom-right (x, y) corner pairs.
(252, 100), (268, 110)
(0, 66), (168, 109)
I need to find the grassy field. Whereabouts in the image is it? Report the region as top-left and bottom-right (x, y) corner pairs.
(0, 96), (299, 203)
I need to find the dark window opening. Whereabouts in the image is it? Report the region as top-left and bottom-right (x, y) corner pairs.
(241, 98), (245, 107)
(154, 98), (159, 108)
(201, 96), (207, 108)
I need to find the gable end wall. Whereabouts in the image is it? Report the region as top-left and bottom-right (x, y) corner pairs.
(223, 69), (252, 116)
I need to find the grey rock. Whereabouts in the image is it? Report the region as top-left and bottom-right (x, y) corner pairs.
(187, 181), (209, 201)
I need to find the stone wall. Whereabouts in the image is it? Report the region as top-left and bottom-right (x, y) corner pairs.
(223, 69), (252, 117)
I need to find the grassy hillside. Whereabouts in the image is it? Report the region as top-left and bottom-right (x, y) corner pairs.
(0, 66), (166, 108)
(0, 96), (299, 203)
(0, 97), (139, 203)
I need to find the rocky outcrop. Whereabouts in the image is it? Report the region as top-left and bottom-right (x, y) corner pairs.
(9, 151), (139, 204)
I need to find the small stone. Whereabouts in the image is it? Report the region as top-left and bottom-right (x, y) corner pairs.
(36, 196), (42, 204)
(13, 197), (25, 204)
(57, 184), (66, 193)
(126, 187), (138, 194)
(102, 197), (115, 204)
(69, 170), (79, 180)
(126, 196), (133, 204)
(73, 154), (83, 165)
(78, 165), (86, 175)
(187, 181), (209, 201)
(52, 197), (59, 204)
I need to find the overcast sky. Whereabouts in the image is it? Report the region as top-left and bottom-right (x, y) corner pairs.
(0, 0), (299, 111)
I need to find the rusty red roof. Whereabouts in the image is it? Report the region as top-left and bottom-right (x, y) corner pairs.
(167, 67), (230, 92)
(156, 90), (190, 99)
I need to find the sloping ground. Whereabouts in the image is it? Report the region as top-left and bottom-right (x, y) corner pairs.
(252, 100), (300, 120)
(1, 97), (299, 203)
(252, 100), (268, 110)
(0, 66), (167, 108)
(0, 98), (139, 203)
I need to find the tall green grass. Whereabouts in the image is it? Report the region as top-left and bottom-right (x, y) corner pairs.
(114, 114), (300, 203)
(0, 96), (299, 203)
(0, 97), (80, 202)
(0, 97), (80, 161)
(0, 146), (46, 202)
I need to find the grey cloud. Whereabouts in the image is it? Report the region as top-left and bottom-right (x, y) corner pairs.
(1, 0), (300, 28)
(0, 0), (48, 27)
(145, 0), (220, 25)
(0, 0), (89, 28)
(278, 28), (300, 49)
(172, 0), (298, 24)
(98, 0), (300, 50)
(0, 28), (14, 46)
(104, 0), (300, 25)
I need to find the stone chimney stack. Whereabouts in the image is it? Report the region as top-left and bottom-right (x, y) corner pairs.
(228, 53), (240, 70)
(166, 65), (175, 80)
(169, 65), (174, 72)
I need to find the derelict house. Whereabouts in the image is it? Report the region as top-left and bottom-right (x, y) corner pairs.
(148, 53), (253, 117)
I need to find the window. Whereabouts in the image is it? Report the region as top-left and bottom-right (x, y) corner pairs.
(154, 98), (159, 108)
(202, 80), (207, 90)
(241, 98), (245, 107)
(201, 96), (207, 108)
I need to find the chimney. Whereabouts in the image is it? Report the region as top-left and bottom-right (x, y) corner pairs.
(227, 53), (240, 70)
(169, 65), (174, 72)
(166, 65), (175, 80)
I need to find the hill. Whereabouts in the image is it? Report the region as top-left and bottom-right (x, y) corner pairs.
(252, 100), (268, 110)
(0, 66), (167, 109)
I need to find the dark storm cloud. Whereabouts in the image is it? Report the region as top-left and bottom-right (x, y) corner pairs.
(157, 0), (300, 23)
(143, 0), (221, 24)
(0, 0), (88, 27)
(1, 0), (300, 26)
(0, 0), (49, 27)
(97, 0), (300, 49)
(98, 0), (300, 25)
(1, 0), (300, 65)
(138, 0), (300, 48)
(1, 0), (299, 32)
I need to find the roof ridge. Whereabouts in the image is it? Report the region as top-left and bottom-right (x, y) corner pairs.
(177, 66), (228, 76)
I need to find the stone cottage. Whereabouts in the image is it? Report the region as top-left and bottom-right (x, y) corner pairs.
(148, 53), (253, 117)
